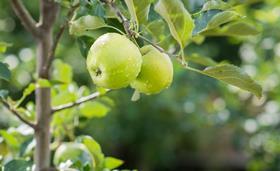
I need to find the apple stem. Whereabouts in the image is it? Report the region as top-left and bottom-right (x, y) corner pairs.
(131, 90), (141, 102)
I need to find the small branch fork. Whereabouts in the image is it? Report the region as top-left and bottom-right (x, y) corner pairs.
(10, 0), (40, 38)
(52, 90), (111, 113)
(6, 0), (177, 128)
(100, 0), (178, 59)
(1, 89), (110, 127)
(6, 0), (106, 128)
(50, 0), (179, 114)
(1, 99), (36, 128)
(44, 4), (80, 71)
(100, 0), (134, 37)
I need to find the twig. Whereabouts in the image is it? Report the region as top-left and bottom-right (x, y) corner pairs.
(136, 34), (165, 53)
(10, 0), (39, 38)
(45, 4), (79, 71)
(102, 0), (134, 37)
(52, 90), (111, 113)
(136, 33), (180, 59)
(101, 0), (177, 59)
(103, 0), (183, 64)
(39, 0), (59, 30)
(1, 100), (36, 128)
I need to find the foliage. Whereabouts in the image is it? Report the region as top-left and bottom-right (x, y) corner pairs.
(1, 0), (279, 170)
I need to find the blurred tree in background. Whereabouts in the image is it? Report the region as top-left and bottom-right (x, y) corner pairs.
(0, 0), (280, 171)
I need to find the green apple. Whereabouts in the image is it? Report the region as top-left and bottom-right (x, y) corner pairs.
(87, 33), (142, 89)
(53, 142), (95, 168)
(131, 45), (173, 95)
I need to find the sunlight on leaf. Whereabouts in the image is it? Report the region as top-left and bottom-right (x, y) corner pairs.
(104, 157), (124, 169)
(76, 136), (105, 170)
(155, 0), (194, 48)
(186, 64), (262, 97)
(52, 60), (73, 84)
(203, 64), (263, 98)
(79, 101), (110, 118)
(0, 42), (12, 53)
(201, 0), (230, 11)
(0, 130), (20, 149)
(201, 21), (260, 36)
(124, 0), (139, 31)
(16, 83), (36, 107)
(207, 11), (241, 29)
(186, 54), (218, 67)
(69, 15), (107, 37)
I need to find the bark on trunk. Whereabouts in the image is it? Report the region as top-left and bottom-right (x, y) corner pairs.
(35, 1), (58, 170)
(35, 31), (52, 171)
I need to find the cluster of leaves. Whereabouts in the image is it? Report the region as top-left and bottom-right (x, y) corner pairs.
(0, 0), (266, 170)
(0, 58), (126, 170)
(68, 0), (262, 97)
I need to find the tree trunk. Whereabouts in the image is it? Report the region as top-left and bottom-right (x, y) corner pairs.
(35, 1), (59, 170)
(10, 0), (59, 170)
(35, 31), (52, 171)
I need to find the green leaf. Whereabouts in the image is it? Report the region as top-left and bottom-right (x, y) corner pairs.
(0, 130), (20, 149)
(201, 21), (260, 36)
(221, 21), (260, 36)
(201, 0), (230, 11)
(145, 20), (176, 49)
(76, 136), (102, 153)
(69, 15), (107, 37)
(187, 64), (262, 97)
(134, 0), (153, 24)
(207, 11), (241, 29)
(16, 83), (36, 107)
(155, 0), (194, 48)
(0, 62), (11, 81)
(22, 84), (36, 97)
(76, 136), (105, 170)
(193, 10), (241, 35)
(193, 9), (221, 35)
(0, 42), (12, 53)
(124, 0), (139, 31)
(37, 78), (51, 88)
(52, 86), (77, 106)
(19, 137), (34, 157)
(96, 87), (110, 95)
(124, 0), (153, 28)
(77, 0), (105, 18)
(79, 101), (110, 118)
(52, 60), (73, 83)
(186, 53), (217, 66)
(104, 157), (124, 170)
(77, 36), (95, 57)
(191, 35), (205, 44)
(3, 160), (32, 171)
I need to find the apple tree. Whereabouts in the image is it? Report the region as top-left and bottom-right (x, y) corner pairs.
(0, 0), (262, 170)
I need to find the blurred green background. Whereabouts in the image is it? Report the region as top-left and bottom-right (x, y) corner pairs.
(1, 0), (280, 171)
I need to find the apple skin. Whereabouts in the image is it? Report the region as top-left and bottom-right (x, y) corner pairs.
(87, 33), (142, 89)
(131, 45), (173, 95)
(53, 142), (95, 168)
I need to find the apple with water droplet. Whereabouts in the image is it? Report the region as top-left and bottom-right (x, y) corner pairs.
(131, 45), (173, 95)
(87, 33), (142, 89)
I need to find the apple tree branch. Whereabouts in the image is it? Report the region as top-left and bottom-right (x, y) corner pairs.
(10, 0), (40, 38)
(52, 90), (111, 113)
(1, 99), (36, 128)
